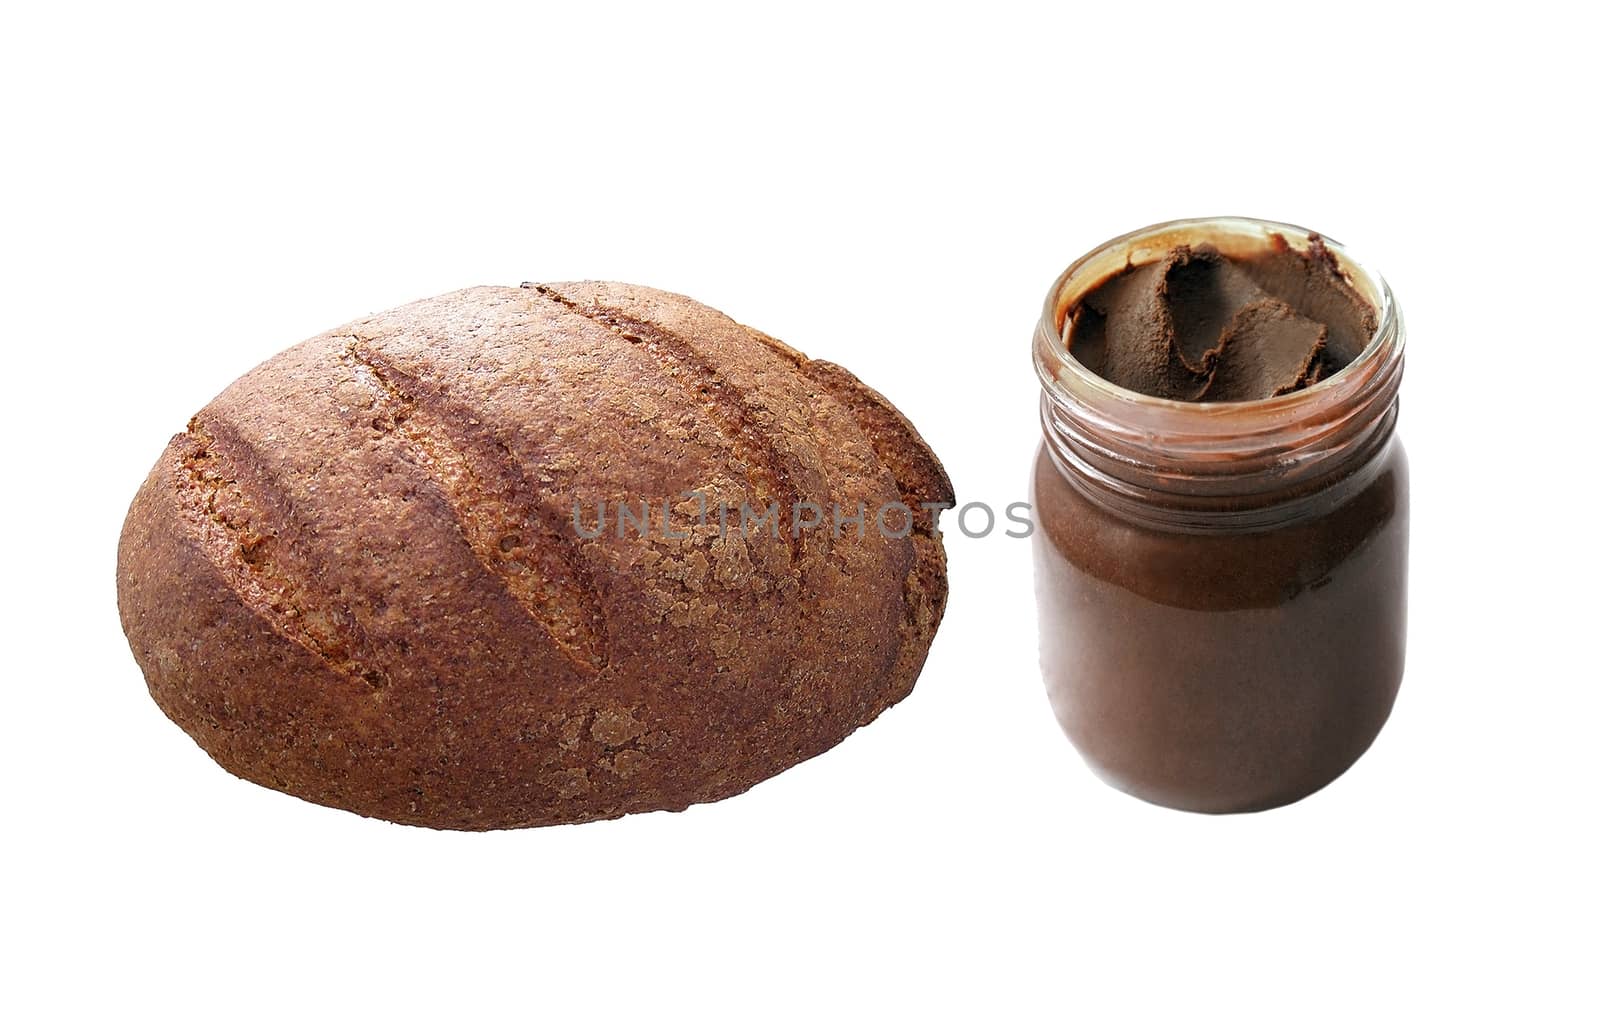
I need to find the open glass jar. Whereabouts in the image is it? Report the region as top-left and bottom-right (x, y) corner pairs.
(1031, 217), (1407, 813)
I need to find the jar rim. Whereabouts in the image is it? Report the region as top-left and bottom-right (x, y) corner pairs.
(1034, 216), (1402, 444)
(1033, 217), (1405, 521)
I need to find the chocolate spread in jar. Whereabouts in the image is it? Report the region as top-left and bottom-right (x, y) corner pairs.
(1032, 443), (1408, 813)
(1032, 220), (1407, 813)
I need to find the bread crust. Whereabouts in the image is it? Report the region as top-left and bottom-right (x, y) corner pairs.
(117, 283), (952, 829)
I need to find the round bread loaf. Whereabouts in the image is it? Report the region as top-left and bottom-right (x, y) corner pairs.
(117, 282), (953, 830)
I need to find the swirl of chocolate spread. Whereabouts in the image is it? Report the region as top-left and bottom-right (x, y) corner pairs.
(1066, 234), (1377, 402)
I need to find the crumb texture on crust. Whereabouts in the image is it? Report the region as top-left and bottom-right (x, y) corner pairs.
(117, 282), (952, 830)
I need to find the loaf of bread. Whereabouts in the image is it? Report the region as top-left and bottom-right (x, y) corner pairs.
(117, 282), (952, 829)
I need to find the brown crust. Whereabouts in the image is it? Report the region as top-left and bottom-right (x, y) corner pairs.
(117, 283), (953, 829)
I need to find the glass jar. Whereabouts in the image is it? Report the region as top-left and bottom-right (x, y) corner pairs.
(1031, 217), (1408, 813)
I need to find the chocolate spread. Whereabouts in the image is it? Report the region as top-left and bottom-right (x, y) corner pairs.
(1066, 235), (1377, 402)
(1032, 445), (1408, 812)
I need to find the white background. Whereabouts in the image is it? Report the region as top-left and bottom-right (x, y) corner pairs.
(3, 2), (1594, 1027)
